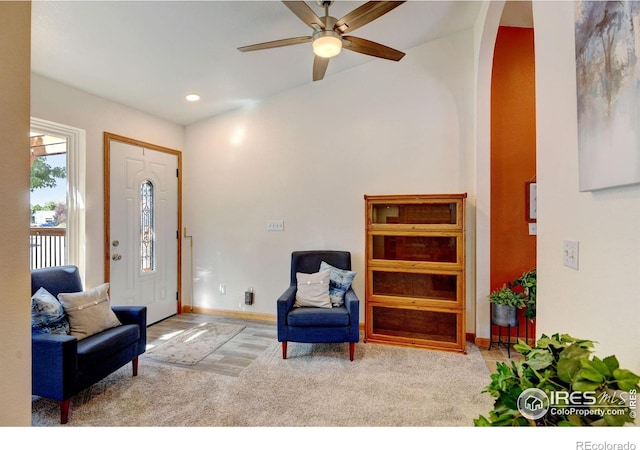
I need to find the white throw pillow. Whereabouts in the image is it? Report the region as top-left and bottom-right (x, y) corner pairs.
(294, 269), (332, 308)
(58, 283), (122, 339)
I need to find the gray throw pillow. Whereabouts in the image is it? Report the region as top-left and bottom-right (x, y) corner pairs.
(58, 283), (122, 340)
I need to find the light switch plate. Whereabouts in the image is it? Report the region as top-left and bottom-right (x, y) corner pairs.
(267, 220), (284, 231)
(563, 240), (579, 270)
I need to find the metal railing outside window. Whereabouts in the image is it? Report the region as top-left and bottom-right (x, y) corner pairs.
(30, 227), (66, 269)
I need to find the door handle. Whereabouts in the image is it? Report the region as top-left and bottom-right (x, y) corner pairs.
(112, 253), (122, 261)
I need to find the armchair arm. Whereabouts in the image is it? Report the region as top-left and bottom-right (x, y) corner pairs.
(112, 306), (146, 326)
(277, 286), (296, 313)
(32, 333), (78, 400)
(276, 286), (296, 341)
(344, 288), (360, 342)
(112, 306), (147, 356)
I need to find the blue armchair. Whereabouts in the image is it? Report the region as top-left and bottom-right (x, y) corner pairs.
(277, 251), (360, 361)
(31, 265), (146, 423)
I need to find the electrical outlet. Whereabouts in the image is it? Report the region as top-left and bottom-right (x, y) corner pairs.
(244, 290), (254, 305)
(563, 240), (579, 270)
(267, 220), (284, 231)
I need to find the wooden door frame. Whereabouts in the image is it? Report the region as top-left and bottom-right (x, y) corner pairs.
(103, 132), (183, 313)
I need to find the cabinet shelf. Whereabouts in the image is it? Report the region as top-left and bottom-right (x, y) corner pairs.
(365, 194), (467, 353)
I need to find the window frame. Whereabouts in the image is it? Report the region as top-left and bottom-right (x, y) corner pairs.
(30, 117), (86, 278)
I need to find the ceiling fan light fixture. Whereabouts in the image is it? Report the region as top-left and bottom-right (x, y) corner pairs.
(312, 30), (342, 58)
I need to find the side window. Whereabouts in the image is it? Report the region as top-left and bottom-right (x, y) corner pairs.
(30, 118), (85, 277)
(29, 132), (67, 269)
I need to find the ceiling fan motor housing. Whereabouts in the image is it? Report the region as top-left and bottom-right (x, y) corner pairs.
(312, 14), (342, 58)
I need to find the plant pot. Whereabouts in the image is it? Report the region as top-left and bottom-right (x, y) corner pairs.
(492, 304), (517, 327)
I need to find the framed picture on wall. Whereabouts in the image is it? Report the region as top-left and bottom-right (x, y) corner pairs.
(574, 1), (640, 191)
(526, 181), (536, 222)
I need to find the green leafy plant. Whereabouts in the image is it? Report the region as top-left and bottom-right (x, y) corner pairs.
(513, 268), (536, 321)
(488, 284), (526, 309)
(30, 156), (66, 192)
(474, 333), (639, 426)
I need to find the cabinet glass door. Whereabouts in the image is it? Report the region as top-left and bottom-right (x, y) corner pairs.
(371, 270), (458, 302)
(371, 235), (458, 263)
(371, 306), (458, 344)
(371, 202), (458, 225)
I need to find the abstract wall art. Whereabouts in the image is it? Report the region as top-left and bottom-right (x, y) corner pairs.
(574, 1), (640, 191)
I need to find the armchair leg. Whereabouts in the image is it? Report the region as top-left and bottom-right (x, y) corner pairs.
(282, 342), (287, 359)
(349, 342), (355, 361)
(132, 357), (139, 376)
(60, 399), (70, 424)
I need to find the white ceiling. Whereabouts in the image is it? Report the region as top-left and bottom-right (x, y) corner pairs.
(31, 1), (488, 126)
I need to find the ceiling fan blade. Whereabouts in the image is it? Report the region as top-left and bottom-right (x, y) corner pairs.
(342, 36), (405, 61)
(335, 1), (405, 34)
(238, 36), (311, 52)
(282, 1), (325, 30)
(313, 55), (330, 81)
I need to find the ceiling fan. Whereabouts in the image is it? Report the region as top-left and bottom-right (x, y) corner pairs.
(238, 1), (406, 81)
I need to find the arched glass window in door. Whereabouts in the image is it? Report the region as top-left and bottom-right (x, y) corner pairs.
(140, 179), (155, 272)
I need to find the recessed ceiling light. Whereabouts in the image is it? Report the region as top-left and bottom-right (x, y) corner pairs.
(185, 94), (201, 102)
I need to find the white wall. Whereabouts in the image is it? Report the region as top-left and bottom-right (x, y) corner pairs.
(473, 0), (504, 343)
(31, 74), (185, 289)
(184, 30), (477, 328)
(534, 2), (640, 371)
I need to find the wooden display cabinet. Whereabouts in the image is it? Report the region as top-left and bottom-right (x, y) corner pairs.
(364, 194), (467, 353)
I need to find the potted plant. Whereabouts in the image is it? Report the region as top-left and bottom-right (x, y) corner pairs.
(513, 268), (536, 321)
(474, 333), (639, 426)
(489, 284), (526, 327)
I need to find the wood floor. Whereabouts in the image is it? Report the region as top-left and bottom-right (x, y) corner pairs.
(479, 341), (524, 373)
(144, 313), (523, 376)
(143, 313), (277, 377)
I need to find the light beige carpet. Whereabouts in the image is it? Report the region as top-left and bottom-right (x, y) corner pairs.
(145, 322), (245, 365)
(32, 337), (494, 427)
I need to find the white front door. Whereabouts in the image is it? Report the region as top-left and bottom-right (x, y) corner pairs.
(106, 134), (181, 325)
